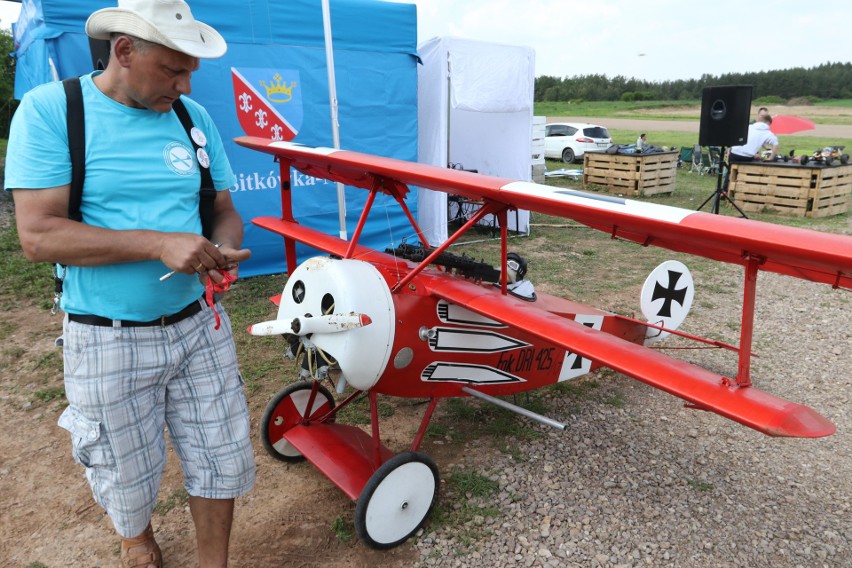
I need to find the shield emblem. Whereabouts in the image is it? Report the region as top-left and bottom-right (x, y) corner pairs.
(231, 67), (303, 141)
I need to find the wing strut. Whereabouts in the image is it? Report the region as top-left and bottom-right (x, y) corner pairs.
(392, 187), (431, 249)
(391, 200), (505, 293)
(735, 254), (763, 387)
(344, 184), (378, 259)
(276, 157), (299, 274)
(462, 387), (566, 430)
(499, 209), (509, 294)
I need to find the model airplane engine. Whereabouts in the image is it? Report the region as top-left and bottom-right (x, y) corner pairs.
(252, 257), (396, 391)
(387, 243), (537, 300)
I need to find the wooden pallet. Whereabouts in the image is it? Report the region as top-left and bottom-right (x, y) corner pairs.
(582, 151), (677, 196)
(729, 163), (852, 217)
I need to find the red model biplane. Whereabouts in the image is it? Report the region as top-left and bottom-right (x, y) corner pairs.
(235, 137), (851, 549)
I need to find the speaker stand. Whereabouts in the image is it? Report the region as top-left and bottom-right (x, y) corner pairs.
(697, 146), (748, 218)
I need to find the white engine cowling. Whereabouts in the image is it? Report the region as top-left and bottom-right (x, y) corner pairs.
(277, 257), (396, 391)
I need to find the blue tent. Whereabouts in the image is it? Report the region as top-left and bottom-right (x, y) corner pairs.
(10, 0), (420, 276)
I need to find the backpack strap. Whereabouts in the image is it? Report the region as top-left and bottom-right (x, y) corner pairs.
(51, 78), (86, 314)
(62, 77), (85, 222)
(172, 97), (216, 240)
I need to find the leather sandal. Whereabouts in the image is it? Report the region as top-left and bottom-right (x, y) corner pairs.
(119, 524), (162, 568)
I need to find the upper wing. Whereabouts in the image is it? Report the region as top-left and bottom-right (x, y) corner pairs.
(419, 271), (835, 438)
(235, 137), (852, 289)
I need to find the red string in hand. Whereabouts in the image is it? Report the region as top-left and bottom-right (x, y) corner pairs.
(205, 271), (237, 330)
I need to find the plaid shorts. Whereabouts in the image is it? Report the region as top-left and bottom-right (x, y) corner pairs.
(58, 302), (256, 538)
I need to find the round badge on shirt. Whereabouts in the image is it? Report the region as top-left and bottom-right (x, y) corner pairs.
(197, 148), (210, 169)
(191, 127), (208, 148)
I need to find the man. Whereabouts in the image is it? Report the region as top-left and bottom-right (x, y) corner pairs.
(5, 1), (255, 566)
(748, 107), (769, 125)
(636, 133), (648, 151)
(724, 114), (779, 190)
(730, 113), (779, 164)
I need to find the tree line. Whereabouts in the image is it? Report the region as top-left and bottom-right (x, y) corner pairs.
(2, 23), (850, 137)
(535, 61), (852, 103)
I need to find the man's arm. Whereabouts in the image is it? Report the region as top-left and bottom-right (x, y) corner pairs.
(765, 143), (779, 162)
(12, 185), (229, 274)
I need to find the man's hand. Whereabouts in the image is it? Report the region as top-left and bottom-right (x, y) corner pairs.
(159, 236), (250, 279)
(204, 244), (251, 284)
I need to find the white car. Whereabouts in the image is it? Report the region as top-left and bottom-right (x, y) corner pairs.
(545, 122), (612, 163)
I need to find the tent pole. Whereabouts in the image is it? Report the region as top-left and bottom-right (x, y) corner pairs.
(322, 0), (348, 240)
(446, 53), (451, 167)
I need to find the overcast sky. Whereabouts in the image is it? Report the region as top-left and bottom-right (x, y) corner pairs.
(0, 1), (19, 31)
(2, 1), (849, 82)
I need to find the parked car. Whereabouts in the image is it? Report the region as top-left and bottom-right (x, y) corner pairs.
(545, 122), (612, 163)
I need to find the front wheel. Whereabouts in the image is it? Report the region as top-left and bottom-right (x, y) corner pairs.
(354, 452), (439, 549)
(561, 147), (576, 163)
(260, 382), (335, 462)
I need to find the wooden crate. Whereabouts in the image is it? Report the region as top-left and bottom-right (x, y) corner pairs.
(582, 151), (677, 196)
(729, 162), (852, 217)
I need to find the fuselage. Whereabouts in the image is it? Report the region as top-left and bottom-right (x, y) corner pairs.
(277, 255), (647, 398)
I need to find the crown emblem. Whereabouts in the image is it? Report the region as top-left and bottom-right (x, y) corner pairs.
(260, 73), (296, 103)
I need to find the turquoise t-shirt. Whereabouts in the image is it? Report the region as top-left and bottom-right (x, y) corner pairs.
(5, 72), (237, 320)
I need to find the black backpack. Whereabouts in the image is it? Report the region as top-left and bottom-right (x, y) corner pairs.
(62, 76), (216, 233)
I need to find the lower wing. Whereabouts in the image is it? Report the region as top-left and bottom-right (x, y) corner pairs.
(420, 272), (835, 439)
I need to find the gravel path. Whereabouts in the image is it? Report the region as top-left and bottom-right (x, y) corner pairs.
(412, 265), (851, 567)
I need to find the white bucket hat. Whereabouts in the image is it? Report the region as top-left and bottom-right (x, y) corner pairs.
(86, 0), (227, 59)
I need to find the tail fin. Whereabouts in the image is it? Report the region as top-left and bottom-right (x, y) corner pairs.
(640, 260), (694, 345)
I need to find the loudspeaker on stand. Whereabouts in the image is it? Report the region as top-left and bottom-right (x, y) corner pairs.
(698, 85), (753, 147)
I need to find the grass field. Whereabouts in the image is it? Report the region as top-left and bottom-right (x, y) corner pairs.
(534, 98), (852, 125)
(535, 99), (852, 164)
(603, 128), (851, 155)
(534, 99), (702, 120)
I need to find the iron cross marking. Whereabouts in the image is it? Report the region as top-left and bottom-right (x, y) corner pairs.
(568, 321), (598, 369)
(651, 270), (687, 318)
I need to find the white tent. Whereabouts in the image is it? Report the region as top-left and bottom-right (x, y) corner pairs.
(417, 37), (535, 246)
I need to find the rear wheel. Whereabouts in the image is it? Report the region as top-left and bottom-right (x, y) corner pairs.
(561, 147), (576, 163)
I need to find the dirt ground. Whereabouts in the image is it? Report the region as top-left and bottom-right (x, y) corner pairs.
(0, 305), (435, 568)
(0, 195), (430, 567)
(1, 104), (850, 567)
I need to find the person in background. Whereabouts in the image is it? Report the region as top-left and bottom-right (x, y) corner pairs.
(5, 1), (255, 566)
(749, 106), (770, 125)
(725, 114), (779, 187)
(730, 114), (779, 163)
(636, 133), (648, 151)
